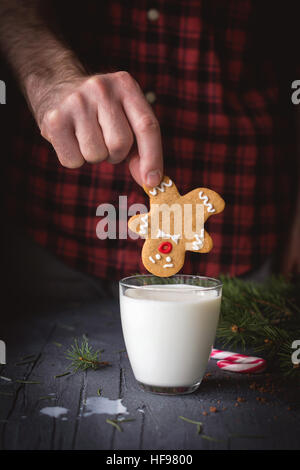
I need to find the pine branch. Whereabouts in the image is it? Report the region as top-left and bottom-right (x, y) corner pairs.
(65, 335), (110, 372)
(216, 275), (300, 380)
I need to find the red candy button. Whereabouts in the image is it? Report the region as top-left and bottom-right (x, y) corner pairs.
(158, 241), (172, 254)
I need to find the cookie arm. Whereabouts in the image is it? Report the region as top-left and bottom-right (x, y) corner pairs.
(180, 188), (225, 221)
(185, 230), (213, 253)
(198, 188), (225, 218)
(128, 213), (149, 237)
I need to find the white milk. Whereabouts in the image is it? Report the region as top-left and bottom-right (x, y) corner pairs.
(120, 284), (221, 387)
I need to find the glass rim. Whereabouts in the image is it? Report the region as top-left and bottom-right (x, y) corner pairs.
(119, 274), (222, 291)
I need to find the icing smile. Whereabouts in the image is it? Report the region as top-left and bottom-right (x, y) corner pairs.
(149, 253), (174, 268)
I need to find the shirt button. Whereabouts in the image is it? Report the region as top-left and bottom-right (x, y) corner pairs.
(145, 91), (157, 104)
(147, 8), (160, 21)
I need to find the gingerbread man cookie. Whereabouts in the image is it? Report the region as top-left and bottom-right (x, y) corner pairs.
(128, 176), (225, 277)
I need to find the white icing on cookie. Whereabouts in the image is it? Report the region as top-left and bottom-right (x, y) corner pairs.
(163, 263), (174, 268)
(149, 256), (155, 263)
(156, 229), (180, 244)
(155, 254), (161, 260)
(192, 230), (204, 250)
(199, 191), (215, 213)
(139, 214), (148, 235)
(166, 256), (172, 262)
(149, 179), (173, 196)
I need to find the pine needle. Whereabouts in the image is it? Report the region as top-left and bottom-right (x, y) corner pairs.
(38, 395), (56, 401)
(106, 419), (122, 432)
(179, 416), (202, 426)
(179, 416), (223, 441)
(54, 372), (71, 379)
(200, 434), (225, 443)
(0, 391), (14, 397)
(15, 359), (36, 366)
(106, 418), (135, 432)
(19, 354), (36, 361)
(15, 380), (42, 384)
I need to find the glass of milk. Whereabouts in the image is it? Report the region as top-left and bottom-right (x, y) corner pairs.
(119, 275), (222, 395)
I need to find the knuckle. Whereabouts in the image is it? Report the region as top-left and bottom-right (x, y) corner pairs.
(65, 91), (85, 109)
(86, 75), (107, 94)
(115, 70), (137, 89)
(85, 149), (108, 163)
(60, 157), (85, 169)
(108, 136), (132, 161)
(136, 114), (159, 133)
(116, 70), (131, 82)
(80, 135), (109, 163)
(40, 126), (50, 141)
(43, 109), (62, 130)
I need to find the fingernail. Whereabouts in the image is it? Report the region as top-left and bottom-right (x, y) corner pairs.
(146, 170), (162, 187)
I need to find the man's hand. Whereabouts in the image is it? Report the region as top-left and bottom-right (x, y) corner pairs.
(0, 2), (163, 187)
(33, 72), (163, 187)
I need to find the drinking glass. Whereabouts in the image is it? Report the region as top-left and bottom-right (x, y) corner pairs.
(119, 274), (222, 395)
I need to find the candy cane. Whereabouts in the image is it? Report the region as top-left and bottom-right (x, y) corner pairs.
(210, 348), (267, 374)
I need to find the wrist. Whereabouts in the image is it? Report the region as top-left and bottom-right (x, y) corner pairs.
(23, 51), (86, 125)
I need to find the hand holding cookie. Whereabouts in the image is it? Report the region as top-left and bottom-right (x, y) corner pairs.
(128, 176), (225, 277)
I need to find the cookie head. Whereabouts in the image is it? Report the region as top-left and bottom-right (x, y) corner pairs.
(142, 238), (185, 277)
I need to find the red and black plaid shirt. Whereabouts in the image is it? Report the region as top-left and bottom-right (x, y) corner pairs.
(4, 0), (298, 280)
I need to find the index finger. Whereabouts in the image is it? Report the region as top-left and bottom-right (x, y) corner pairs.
(121, 82), (163, 187)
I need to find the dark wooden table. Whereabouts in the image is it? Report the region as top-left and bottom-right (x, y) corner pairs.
(1, 292), (299, 451)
